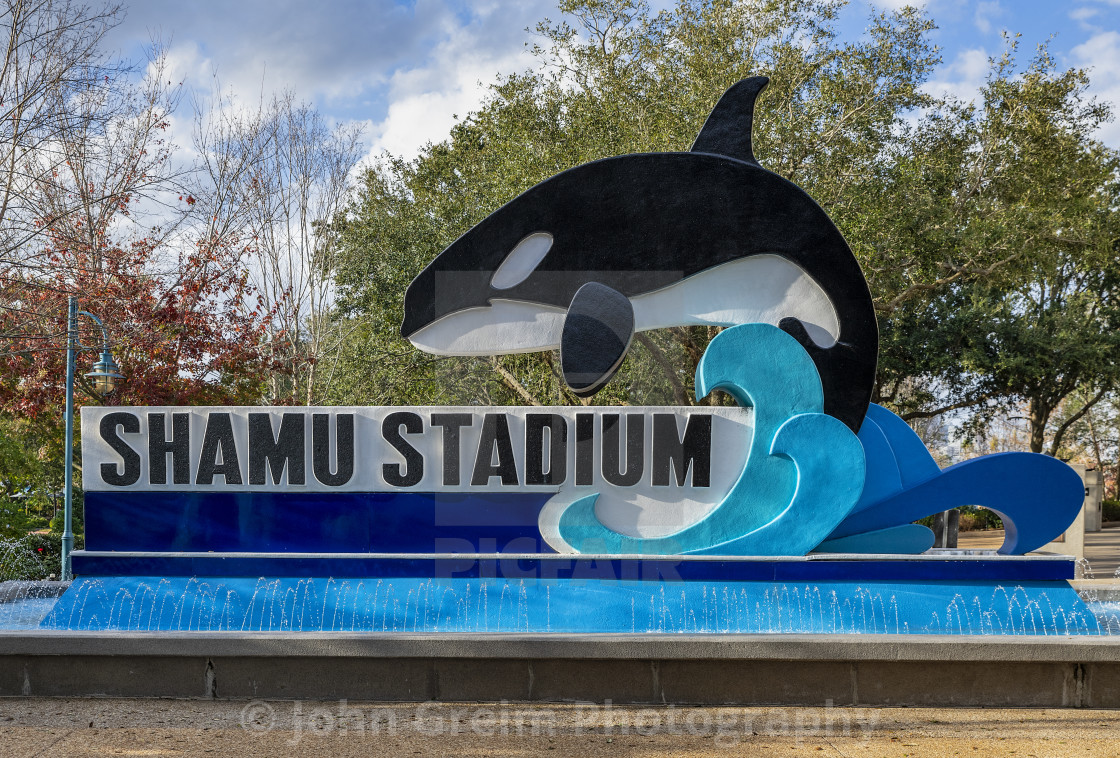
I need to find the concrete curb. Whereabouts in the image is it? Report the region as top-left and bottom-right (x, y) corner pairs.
(1, 630), (1119, 661)
(0, 581), (69, 603)
(1, 632), (1118, 707)
(1072, 580), (1120, 601)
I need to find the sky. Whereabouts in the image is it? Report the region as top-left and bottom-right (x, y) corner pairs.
(101, 0), (1120, 163)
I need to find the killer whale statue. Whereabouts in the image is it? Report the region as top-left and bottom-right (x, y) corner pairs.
(400, 77), (879, 433)
(398, 76), (1085, 558)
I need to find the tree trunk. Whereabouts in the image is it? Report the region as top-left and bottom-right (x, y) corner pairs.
(305, 360), (317, 406)
(1085, 405), (1104, 472)
(1028, 398), (1049, 454)
(1115, 437), (1120, 500)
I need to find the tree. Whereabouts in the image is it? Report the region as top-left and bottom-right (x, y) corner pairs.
(330, 0), (942, 407)
(0, 230), (272, 417)
(193, 89), (365, 406)
(868, 45), (1120, 451)
(0, 0), (184, 280)
(0, 415), (60, 525)
(954, 250), (1120, 455)
(0, 0), (246, 415)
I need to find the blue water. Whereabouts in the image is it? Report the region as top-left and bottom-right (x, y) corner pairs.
(0, 596), (58, 629)
(20, 576), (1102, 635)
(1096, 602), (1120, 634)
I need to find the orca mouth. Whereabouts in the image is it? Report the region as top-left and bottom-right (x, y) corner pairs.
(407, 300), (568, 356)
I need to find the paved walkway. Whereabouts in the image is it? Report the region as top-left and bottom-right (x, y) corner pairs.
(957, 522), (1120, 579)
(1, 698), (1118, 757)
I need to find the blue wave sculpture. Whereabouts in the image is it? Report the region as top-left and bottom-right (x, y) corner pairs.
(550, 323), (865, 555)
(544, 323), (1084, 558)
(819, 403), (1085, 555)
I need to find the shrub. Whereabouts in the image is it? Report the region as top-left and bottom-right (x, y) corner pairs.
(0, 499), (46, 540)
(0, 532), (74, 581)
(1103, 500), (1120, 523)
(958, 506), (1003, 531)
(916, 506), (1003, 532)
(0, 536), (49, 580)
(958, 512), (979, 531)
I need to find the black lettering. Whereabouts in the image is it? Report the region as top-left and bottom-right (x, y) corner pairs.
(431, 413), (473, 486)
(382, 412), (423, 487)
(196, 413), (242, 485)
(148, 413), (190, 485)
(526, 414), (567, 485)
(601, 413), (644, 487)
(313, 413), (354, 486)
(248, 413), (306, 485)
(575, 413), (594, 485)
(99, 412), (141, 486)
(652, 414), (712, 487)
(471, 413), (518, 486)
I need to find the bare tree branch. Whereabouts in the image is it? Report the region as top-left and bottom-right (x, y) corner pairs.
(1048, 388), (1108, 457)
(489, 357), (542, 406)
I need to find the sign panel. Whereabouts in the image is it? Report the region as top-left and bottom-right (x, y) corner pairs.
(82, 406), (752, 540)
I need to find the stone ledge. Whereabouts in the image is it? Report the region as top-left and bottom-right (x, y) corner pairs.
(2, 633), (1117, 706)
(2, 631), (1118, 662)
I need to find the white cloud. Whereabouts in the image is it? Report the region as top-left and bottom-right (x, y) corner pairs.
(369, 38), (529, 158)
(974, 1), (1002, 34)
(922, 48), (990, 102)
(109, 0), (554, 162)
(108, 0), (448, 106)
(1071, 6), (1101, 23)
(364, 2), (550, 159)
(1071, 30), (1120, 145)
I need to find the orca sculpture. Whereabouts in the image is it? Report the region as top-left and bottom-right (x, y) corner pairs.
(401, 77), (878, 432)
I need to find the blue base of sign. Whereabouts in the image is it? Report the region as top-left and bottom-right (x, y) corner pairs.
(84, 491), (557, 554)
(70, 550), (1077, 582)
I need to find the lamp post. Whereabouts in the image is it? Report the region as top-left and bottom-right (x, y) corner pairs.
(62, 295), (124, 581)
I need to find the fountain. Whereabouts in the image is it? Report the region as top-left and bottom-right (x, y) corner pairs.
(2, 76), (1118, 706)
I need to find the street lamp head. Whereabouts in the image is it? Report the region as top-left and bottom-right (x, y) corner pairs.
(86, 349), (124, 395)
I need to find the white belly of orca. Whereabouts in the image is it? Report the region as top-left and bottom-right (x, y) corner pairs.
(408, 254), (840, 356)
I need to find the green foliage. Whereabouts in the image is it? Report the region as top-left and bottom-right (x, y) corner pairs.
(47, 496), (82, 536)
(329, 0), (942, 407)
(916, 505), (1003, 532)
(885, 46), (1120, 452)
(0, 532), (70, 581)
(0, 416), (64, 532)
(327, 0), (1120, 457)
(1103, 500), (1120, 523)
(957, 506), (1004, 532)
(869, 41), (1120, 436)
(0, 500), (48, 540)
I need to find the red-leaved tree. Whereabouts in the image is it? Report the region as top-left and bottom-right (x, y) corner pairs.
(0, 230), (274, 418)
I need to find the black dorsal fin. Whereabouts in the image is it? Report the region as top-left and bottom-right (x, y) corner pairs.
(690, 76), (769, 165)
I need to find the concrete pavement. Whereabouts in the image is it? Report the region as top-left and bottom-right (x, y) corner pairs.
(0, 697), (1117, 757)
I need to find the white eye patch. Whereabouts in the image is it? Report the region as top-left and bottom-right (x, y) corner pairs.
(490, 232), (553, 290)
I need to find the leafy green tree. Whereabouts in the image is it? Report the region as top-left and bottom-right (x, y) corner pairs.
(871, 46), (1120, 451)
(331, 0), (940, 407)
(329, 0), (1120, 470)
(954, 246), (1120, 455)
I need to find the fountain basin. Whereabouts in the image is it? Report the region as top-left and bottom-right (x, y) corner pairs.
(34, 550), (1100, 635)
